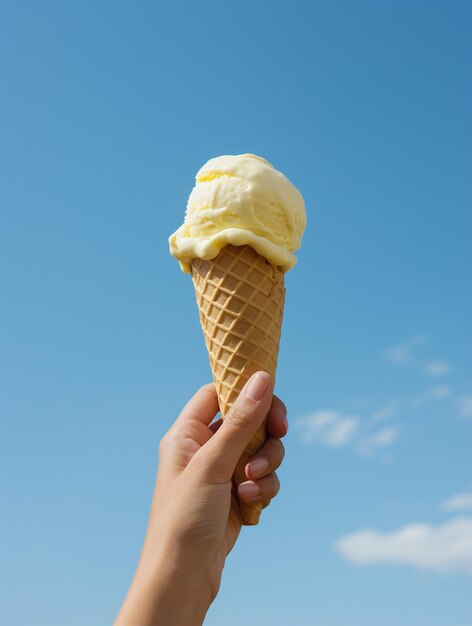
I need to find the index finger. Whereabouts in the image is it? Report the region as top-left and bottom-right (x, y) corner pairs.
(175, 383), (220, 426)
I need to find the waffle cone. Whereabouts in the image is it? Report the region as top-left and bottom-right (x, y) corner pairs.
(191, 244), (285, 525)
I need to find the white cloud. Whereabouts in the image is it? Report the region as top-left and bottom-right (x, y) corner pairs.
(356, 426), (398, 457)
(296, 411), (358, 447)
(335, 517), (472, 574)
(383, 335), (425, 364)
(424, 360), (451, 377)
(371, 402), (398, 423)
(413, 384), (452, 407)
(430, 384), (451, 399)
(442, 493), (472, 512)
(458, 395), (472, 419)
(296, 409), (400, 458)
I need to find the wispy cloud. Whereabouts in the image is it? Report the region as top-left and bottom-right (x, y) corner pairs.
(356, 426), (398, 457)
(424, 360), (451, 377)
(430, 384), (452, 398)
(335, 517), (472, 574)
(296, 410), (399, 460)
(413, 384), (452, 407)
(442, 493), (472, 513)
(458, 395), (472, 419)
(371, 402), (398, 423)
(299, 333), (460, 460)
(295, 411), (358, 447)
(383, 335), (425, 364)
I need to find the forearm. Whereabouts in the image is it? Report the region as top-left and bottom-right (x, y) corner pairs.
(114, 374), (283, 625)
(114, 546), (213, 626)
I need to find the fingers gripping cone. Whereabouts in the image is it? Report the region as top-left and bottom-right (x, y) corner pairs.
(191, 244), (285, 525)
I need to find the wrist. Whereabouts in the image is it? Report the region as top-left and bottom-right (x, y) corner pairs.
(115, 540), (215, 626)
(145, 542), (215, 619)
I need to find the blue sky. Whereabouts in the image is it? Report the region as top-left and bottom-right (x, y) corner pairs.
(1, 1), (471, 625)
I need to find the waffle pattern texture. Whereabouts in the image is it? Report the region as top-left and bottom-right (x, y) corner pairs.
(191, 244), (285, 525)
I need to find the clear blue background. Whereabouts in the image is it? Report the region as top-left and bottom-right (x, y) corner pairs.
(1, 1), (471, 625)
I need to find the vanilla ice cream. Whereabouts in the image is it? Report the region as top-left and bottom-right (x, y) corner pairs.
(169, 154), (306, 273)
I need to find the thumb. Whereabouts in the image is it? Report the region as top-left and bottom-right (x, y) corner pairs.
(196, 371), (273, 482)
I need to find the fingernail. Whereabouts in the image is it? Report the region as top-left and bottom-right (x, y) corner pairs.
(282, 413), (289, 434)
(239, 481), (260, 500)
(245, 372), (271, 401)
(247, 457), (269, 479)
(276, 402), (288, 433)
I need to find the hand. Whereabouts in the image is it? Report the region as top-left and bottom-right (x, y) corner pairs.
(114, 371), (288, 626)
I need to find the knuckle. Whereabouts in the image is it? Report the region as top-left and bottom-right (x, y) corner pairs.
(159, 428), (179, 455)
(271, 437), (285, 457)
(270, 394), (286, 414)
(189, 449), (228, 485)
(189, 447), (214, 476)
(276, 439), (286, 462)
(264, 438), (285, 467)
(226, 404), (252, 429)
(187, 447), (208, 473)
(198, 383), (216, 399)
(272, 473), (281, 495)
(260, 474), (280, 502)
(273, 394), (286, 410)
(158, 432), (170, 454)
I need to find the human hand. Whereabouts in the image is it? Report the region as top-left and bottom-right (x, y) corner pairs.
(114, 371), (287, 626)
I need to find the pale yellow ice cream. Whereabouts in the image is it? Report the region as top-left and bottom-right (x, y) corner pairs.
(169, 154), (306, 273)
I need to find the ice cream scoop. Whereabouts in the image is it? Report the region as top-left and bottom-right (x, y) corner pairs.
(169, 154), (306, 273)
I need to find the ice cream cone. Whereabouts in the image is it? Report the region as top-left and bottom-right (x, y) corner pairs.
(191, 244), (285, 525)
(169, 153), (306, 525)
